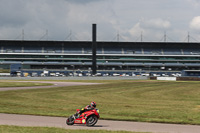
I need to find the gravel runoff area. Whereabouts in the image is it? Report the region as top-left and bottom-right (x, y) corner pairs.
(1, 113), (200, 133)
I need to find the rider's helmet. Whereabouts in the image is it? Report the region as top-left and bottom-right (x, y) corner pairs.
(90, 101), (96, 108)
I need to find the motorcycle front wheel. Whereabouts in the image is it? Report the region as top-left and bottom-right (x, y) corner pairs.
(86, 115), (98, 126)
(66, 116), (75, 125)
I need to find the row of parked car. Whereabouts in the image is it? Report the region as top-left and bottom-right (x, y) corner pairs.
(18, 72), (181, 77)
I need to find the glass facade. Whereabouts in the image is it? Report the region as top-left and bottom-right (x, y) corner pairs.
(0, 40), (200, 73)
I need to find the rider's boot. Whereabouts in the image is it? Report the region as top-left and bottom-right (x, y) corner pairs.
(74, 112), (79, 118)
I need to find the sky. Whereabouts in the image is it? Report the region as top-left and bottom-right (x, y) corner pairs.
(0, 0), (200, 42)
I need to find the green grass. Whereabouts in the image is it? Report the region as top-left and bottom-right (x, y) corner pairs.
(0, 81), (52, 87)
(1, 80), (200, 125)
(0, 125), (147, 133)
(0, 69), (9, 73)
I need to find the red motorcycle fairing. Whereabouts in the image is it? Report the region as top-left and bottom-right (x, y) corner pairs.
(66, 108), (100, 126)
(74, 109), (100, 124)
(74, 118), (86, 124)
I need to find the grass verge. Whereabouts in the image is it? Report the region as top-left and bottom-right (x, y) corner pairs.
(1, 80), (200, 125)
(0, 81), (52, 87)
(0, 125), (149, 133)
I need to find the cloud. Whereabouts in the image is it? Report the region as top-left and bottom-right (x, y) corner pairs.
(65, 0), (103, 4)
(0, 0), (30, 28)
(128, 18), (171, 41)
(187, 0), (200, 7)
(141, 18), (171, 30)
(129, 23), (143, 37)
(190, 16), (200, 31)
(0, 0), (200, 42)
(0, 0), (72, 40)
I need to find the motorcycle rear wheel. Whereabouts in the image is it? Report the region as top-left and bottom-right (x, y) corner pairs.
(86, 115), (98, 126)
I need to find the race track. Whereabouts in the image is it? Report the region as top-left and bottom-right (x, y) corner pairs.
(0, 81), (101, 91)
(1, 113), (200, 133)
(1, 81), (200, 133)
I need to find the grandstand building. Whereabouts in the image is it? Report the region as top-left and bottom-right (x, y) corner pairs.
(0, 40), (200, 76)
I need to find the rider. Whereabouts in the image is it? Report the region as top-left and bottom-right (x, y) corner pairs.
(75, 101), (96, 118)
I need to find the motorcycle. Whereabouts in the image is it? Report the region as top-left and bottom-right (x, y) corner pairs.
(66, 108), (100, 126)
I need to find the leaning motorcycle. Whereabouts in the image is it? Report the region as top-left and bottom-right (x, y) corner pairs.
(66, 108), (100, 126)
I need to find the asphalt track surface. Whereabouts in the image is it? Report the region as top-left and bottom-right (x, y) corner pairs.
(0, 81), (101, 91)
(1, 81), (200, 133)
(1, 113), (200, 133)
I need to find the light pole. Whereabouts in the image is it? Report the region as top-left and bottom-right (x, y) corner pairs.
(92, 24), (97, 75)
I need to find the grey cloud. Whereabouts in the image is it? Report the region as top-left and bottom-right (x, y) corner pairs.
(0, 0), (200, 41)
(0, 0), (30, 27)
(65, 0), (103, 4)
(140, 18), (171, 30)
(190, 16), (200, 31)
